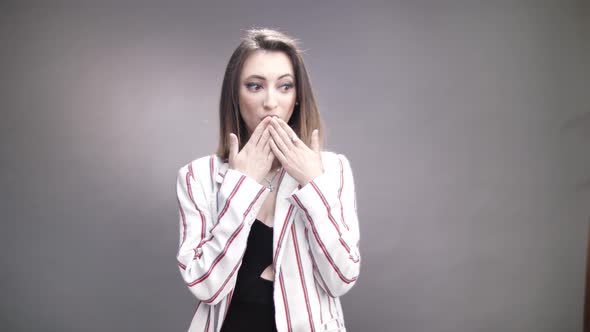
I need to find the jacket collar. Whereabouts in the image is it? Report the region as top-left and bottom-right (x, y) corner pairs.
(214, 158), (229, 185)
(212, 156), (301, 270)
(214, 157), (300, 197)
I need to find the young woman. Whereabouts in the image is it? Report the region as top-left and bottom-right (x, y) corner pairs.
(176, 28), (361, 332)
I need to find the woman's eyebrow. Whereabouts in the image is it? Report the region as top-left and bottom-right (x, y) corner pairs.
(277, 73), (294, 80)
(244, 73), (294, 80)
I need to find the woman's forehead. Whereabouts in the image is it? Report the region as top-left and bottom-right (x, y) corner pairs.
(240, 50), (294, 79)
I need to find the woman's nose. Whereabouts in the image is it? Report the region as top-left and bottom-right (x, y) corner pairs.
(263, 91), (278, 109)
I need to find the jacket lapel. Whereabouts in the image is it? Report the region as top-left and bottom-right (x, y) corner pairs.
(213, 159), (299, 273)
(272, 169), (300, 271)
(214, 156), (228, 186)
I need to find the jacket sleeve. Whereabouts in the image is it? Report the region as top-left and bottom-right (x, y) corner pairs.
(176, 163), (270, 305)
(286, 153), (361, 297)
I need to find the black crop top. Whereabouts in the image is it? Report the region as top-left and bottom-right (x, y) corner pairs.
(230, 218), (274, 303)
(221, 219), (277, 332)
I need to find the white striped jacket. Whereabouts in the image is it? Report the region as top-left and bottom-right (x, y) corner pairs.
(175, 151), (361, 332)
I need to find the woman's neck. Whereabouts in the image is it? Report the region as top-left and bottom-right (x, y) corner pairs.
(264, 160), (282, 180)
(271, 160), (281, 171)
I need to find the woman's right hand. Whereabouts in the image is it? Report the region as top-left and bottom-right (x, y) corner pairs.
(228, 116), (275, 184)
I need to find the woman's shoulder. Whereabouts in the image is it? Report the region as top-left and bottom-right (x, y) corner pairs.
(320, 150), (355, 174)
(177, 154), (221, 177)
(178, 152), (352, 176)
(320, 150), (351, 164)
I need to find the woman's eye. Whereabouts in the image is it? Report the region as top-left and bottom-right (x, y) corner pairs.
(245, 83), (262, 91)
(280, 83), (294, 91)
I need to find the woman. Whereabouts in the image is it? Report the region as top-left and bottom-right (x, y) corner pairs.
(176, 28), (361, 332)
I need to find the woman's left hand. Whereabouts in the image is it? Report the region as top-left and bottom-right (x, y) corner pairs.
(268, 117), (323, 186)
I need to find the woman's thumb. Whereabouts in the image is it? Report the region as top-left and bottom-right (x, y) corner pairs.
(228, 133), (238, 160)
(311, 129), (320, 152)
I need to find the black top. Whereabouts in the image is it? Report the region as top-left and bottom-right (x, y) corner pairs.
(220, 219), (277, 332)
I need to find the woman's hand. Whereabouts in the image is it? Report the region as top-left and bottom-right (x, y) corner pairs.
(228, 116), (275, 184)
(268, 117), (323, 186)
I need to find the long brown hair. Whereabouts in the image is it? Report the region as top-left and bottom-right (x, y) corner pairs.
(215, 28), (324, 161)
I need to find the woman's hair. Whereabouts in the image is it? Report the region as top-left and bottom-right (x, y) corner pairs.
(215, 28), (324, 161)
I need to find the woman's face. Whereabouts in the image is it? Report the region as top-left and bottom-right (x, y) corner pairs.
(238, 50), (296, 135)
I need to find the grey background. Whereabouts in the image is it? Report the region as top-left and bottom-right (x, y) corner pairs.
(1, 1), (589, 331)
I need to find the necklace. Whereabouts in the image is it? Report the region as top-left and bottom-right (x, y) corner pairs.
(263, 167), (282, 192)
